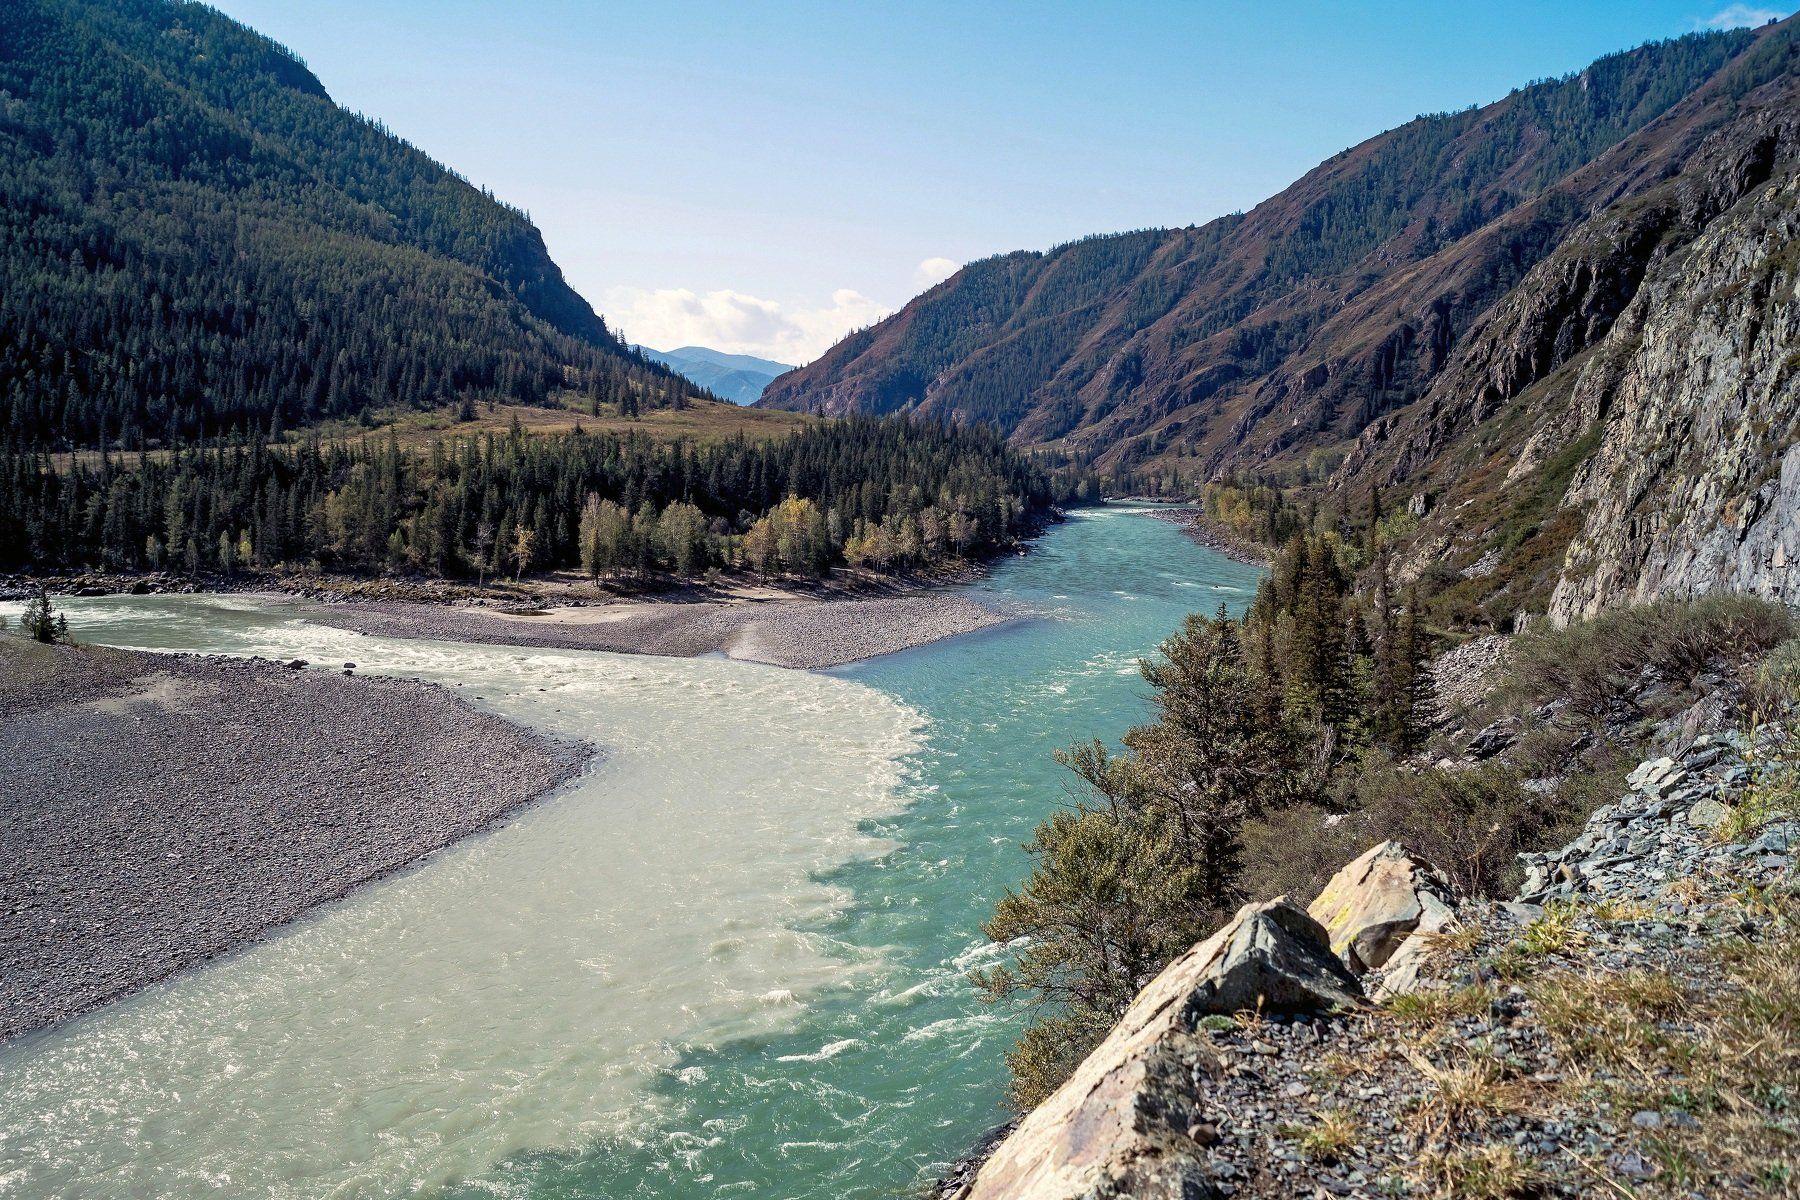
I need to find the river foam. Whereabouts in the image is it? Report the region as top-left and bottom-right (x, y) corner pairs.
(0, 597), (921, 1200)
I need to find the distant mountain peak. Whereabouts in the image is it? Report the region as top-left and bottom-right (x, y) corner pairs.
(639, 346), (796, 404)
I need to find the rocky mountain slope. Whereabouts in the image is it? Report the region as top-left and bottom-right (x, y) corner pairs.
(769, 19), (1800, 627)
(762, 26), (1770, 460)
(947, 682), (1800, 1199)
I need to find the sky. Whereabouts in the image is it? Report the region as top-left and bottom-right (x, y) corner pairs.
(210, 1), (1794, 364)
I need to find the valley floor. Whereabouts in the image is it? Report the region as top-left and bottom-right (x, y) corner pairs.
(0, 638), (591, 1041)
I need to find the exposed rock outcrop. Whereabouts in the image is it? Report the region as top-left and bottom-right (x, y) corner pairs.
(1549, 168), (1800, 620)
(1177, 898), (1366, 1017)
(959, 900), (1359, 1200)
(947, 714), (1797, 1200)
(1306, 842), (1458, 999)
(1427, 633), (1510, 716)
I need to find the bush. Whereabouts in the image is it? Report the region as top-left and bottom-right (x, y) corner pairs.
(1244, 758), (1570, 899)
(1241, 804), (1363, 904)
(1501, 595), (1794, 719)
(19, 588), (67, 645)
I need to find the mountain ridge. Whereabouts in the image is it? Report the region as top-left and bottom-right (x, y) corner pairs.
(640, 345), (795, 404)
(764, 18), (1800, 627)
(759, 25), (1777, 469)
(0, 0), (702, 448)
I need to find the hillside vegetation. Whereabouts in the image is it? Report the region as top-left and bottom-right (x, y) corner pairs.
(0, 0), (702, 449)
(761, 26), (1766, 461)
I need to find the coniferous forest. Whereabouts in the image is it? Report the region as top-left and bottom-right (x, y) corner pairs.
(0, 417), (1063, 579)
(0, 0), (1082, 582)
(0, 0), (702, 449)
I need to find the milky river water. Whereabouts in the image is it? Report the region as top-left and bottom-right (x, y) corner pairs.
(0, 506), (1261, 1200)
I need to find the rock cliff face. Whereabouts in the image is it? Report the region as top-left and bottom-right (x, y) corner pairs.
(1549, 171), (1800, 619)
(1338, 55), (1800, 625)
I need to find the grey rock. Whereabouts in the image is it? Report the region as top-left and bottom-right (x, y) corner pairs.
(1182, 899), (1365, 1017)
(1467, 719), (1521, 760)
(1609, 1150), (1655, 1181)
(1686, 798), (1732, 831)
(1748, 822), (1798, 854)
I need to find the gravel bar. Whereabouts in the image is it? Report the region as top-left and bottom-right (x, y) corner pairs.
(0, 638), (592, 1042)
(307, 591), (1016, 669)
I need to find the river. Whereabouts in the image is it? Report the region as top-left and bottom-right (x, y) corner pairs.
(0, 505), (1262, 1199)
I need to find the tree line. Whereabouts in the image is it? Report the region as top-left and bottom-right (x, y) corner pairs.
(0, 416), (1070, 580)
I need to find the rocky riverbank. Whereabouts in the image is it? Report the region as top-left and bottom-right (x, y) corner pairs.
(946, 673), (1799, 1198)
(0, 638), (592, 1042)
(0, 565), (1017, 669)
(1135, 507), (1273, 569)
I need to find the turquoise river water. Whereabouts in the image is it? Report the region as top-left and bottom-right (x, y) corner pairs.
(0, 505), (1261, 1200)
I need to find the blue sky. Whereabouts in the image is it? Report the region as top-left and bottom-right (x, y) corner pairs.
(212, 0), (1792, 362)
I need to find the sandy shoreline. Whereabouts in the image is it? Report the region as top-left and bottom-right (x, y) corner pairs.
(305, 588), (1020, 669)
(0, 638), (592, 1042)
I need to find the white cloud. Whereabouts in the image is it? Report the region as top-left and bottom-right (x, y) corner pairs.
(914, 256), (960, 288)
(1697, 4), (1787, 29)
(603, 286), (891, 365)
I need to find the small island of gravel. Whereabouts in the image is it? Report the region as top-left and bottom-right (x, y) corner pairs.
(0, 637), (590, 1042)
(307, 589), (1015, 669)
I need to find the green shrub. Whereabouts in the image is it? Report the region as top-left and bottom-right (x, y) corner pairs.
(1242, 803), (1364, 904)
(1501, 595), (1794, 719)
(1337, 760), (1565, 897)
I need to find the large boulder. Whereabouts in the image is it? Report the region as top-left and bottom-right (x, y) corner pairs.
(962, 900), (1361, 1200)
(1307, 841), (1458, 999)
(1176, 897), (1365, 1018)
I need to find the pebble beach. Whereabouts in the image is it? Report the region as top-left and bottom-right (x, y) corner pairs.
(0, 638), (591, 1041)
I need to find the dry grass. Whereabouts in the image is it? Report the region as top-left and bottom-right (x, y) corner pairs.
(1587, 896), (1655, 923)
(1525, 895), (1800, 1195)
(1415, 1143), (1546, 1199)
(48, 398), (814, 474)
(339, 396), (812, 450)
(1384, 984), (1495, 1029)
(1405, 1049), (1533, 1137)
(1430, 920), (1488, 955)
(1663, 877), (1706, 905)
(1284, 1108), (1360, 1163)
(1517, 900), (1589, 957)
(1530, 969), (1687, 1068)
(1311, 1049), (1380, 1084)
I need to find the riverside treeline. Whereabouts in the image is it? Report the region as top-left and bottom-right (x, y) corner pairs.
(0, 416), (1079, 580)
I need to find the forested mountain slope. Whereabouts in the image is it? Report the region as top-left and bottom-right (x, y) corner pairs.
(760, 24), (1780, 473)
(767, 18), (1800, 625)
(0, 0), (702, 449)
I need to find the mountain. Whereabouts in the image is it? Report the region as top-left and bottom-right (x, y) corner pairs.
(0, 0), (702, 449)
(639, 346), (795, 404)
(764, 19), (1800, 623)
(760, 28), (1769, 461)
